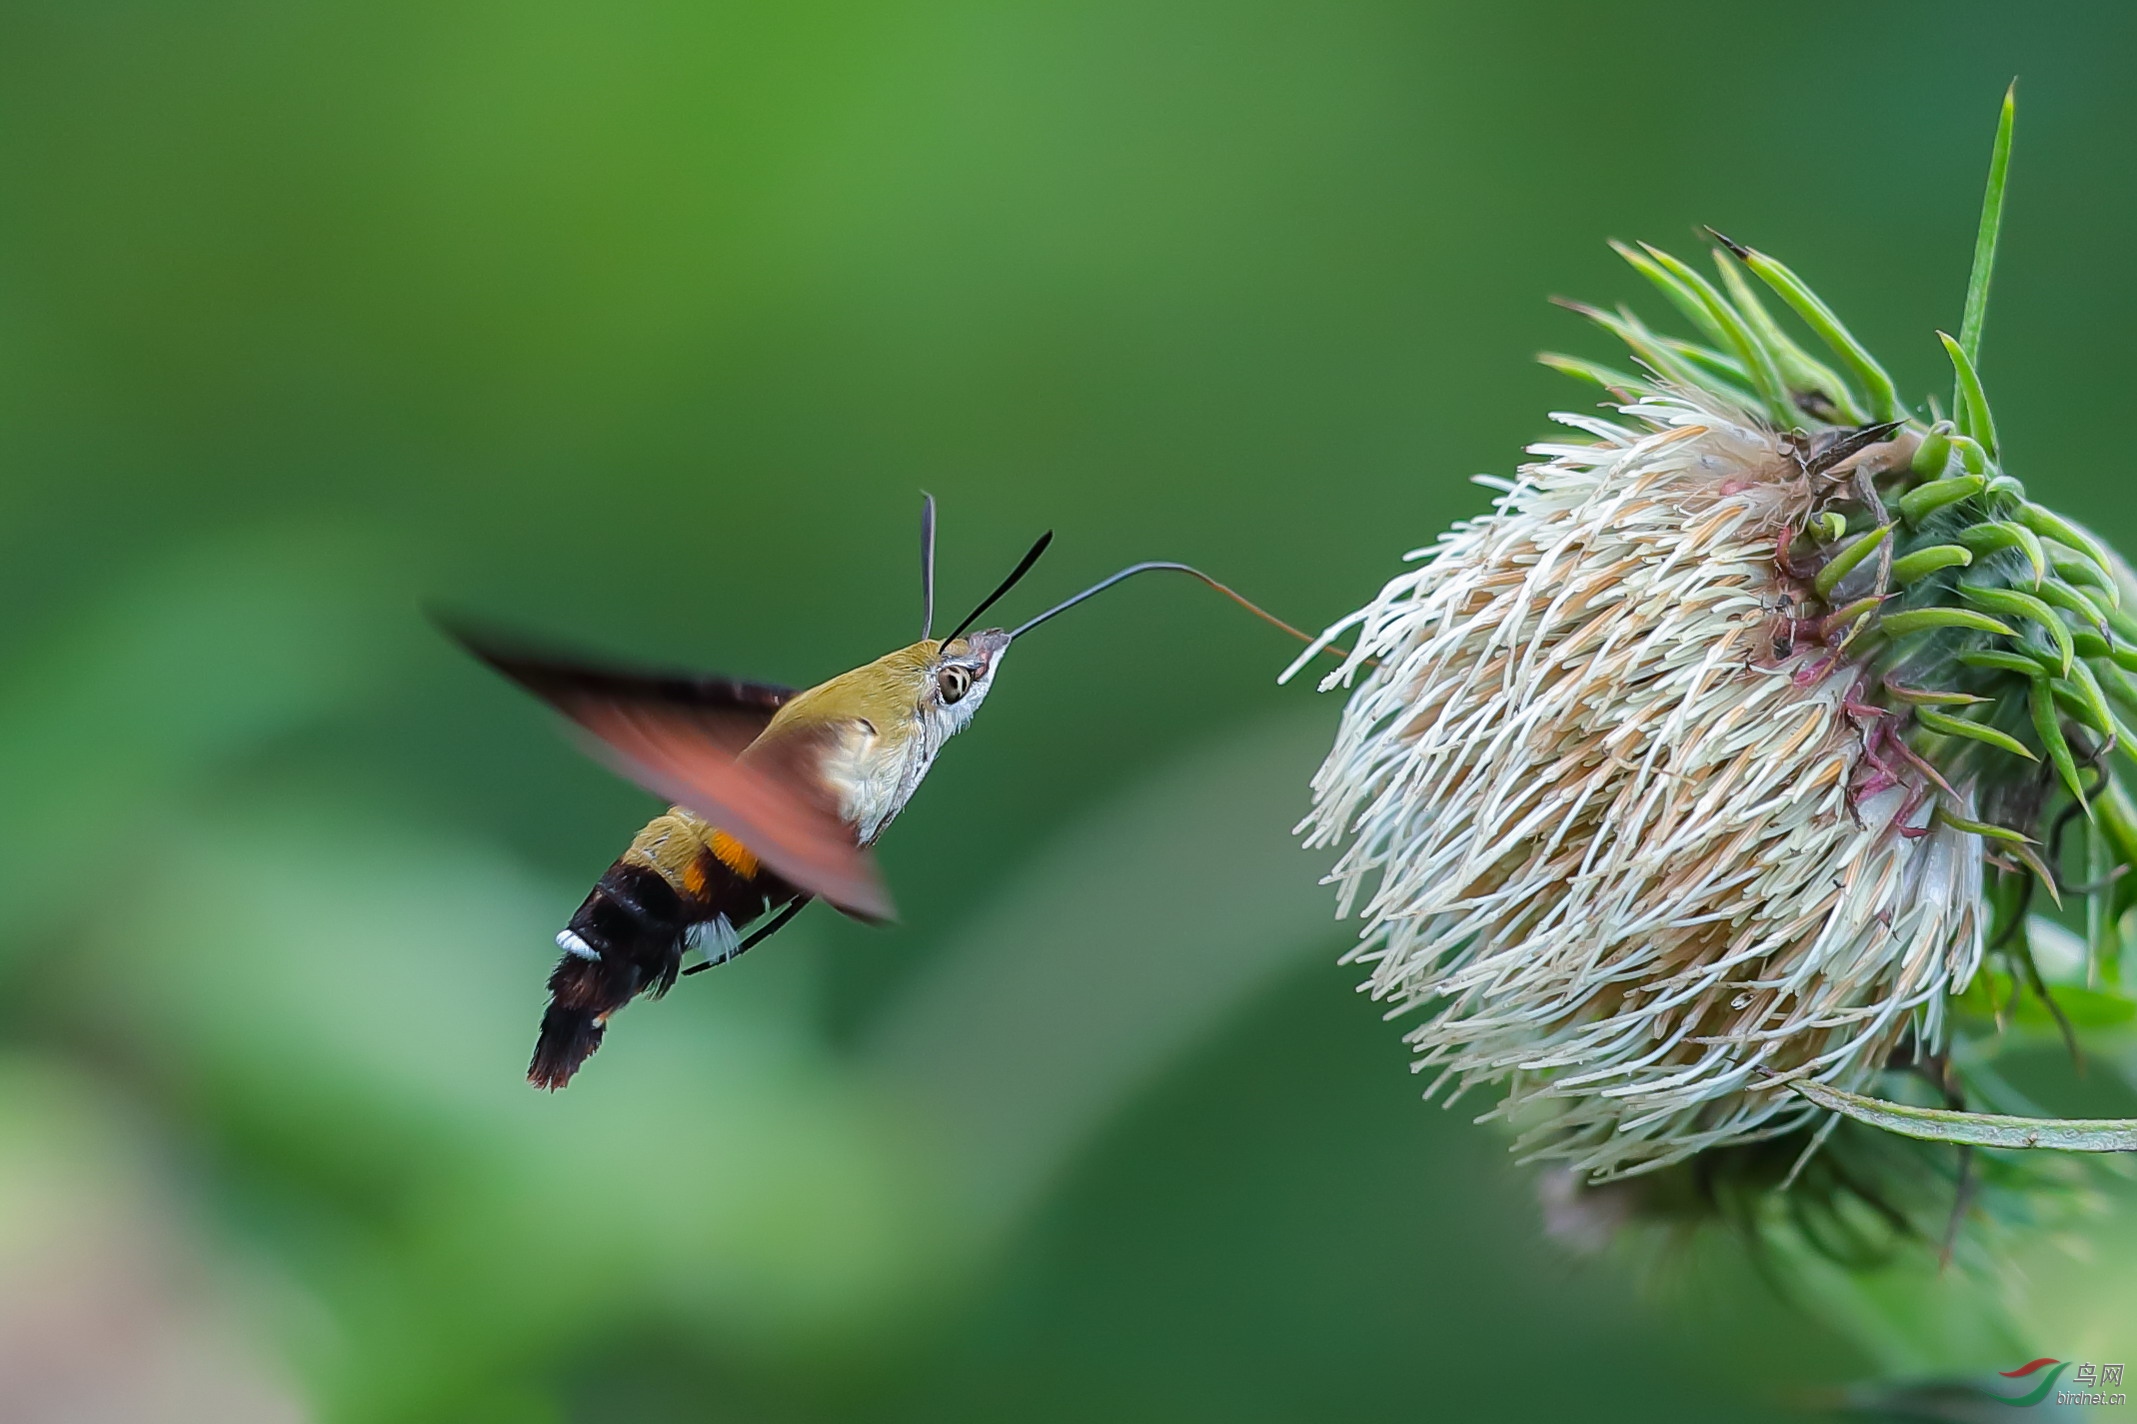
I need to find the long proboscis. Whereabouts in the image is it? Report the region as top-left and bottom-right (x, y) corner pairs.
(1008, 561), (1366, 666)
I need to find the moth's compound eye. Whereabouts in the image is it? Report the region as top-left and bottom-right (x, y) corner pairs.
(938, 665), (974, 704)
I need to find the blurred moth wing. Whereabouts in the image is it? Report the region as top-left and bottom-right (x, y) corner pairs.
(444, 623), (892, 920)
(572, 699), (893, 922)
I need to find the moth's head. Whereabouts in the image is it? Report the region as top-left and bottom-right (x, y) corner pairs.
(923, 627), (1009, 732)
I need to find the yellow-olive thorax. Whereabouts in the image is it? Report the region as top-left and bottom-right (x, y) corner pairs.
(746, 631), (1007, 845)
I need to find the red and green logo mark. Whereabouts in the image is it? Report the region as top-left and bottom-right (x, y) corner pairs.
(1995, 1359), (2069, 1407)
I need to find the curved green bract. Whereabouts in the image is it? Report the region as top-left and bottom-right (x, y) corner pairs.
(1889, 544), (1971, 584)
(1728, 243), (1900, 422)
(1960, 584), (2074, 672)
(1711, 247), (1861, 421)
(2030, 678), (2086, 805)
(1897, 474), (1984, 524)
(1537, 352), (1642, 393)
(1812, 524), (1890, 600)
(2018, 503), (2119, 594)
(1917, 707), (2036, 760)
(1940, 331), (1999, 456)
(1956, 521), (2044, 584)
(1880, 607), (2013, 638)
(1957, 648), (2043, 677)
(1783, 1078), (2137, 1153)
(1640, 242), (1794, 424)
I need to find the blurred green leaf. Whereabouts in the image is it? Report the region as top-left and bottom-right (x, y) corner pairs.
(85, 798), (960, 1416)
(866, 709), (1342, 1239)
(0, 525), (390, 946)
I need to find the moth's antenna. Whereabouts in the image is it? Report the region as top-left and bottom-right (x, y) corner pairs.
(946, 530), (1054, 642)
(919, 493), (939, 641)
(1008, 560), (1368, 665)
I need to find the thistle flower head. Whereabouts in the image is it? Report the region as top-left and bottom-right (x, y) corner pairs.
(1295, 92), (2137, 1183)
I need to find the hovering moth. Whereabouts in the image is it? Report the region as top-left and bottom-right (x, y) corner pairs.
(447, 498), (1316, 1088)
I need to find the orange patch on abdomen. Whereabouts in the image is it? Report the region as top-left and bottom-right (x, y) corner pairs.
(706, 830), (760, 879)
(679, 856), (708, 895)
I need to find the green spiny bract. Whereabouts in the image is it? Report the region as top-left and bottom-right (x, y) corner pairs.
(1551, 227), (2137, 1013)
(1297, 88), (2137, 1212)
(1514, 95), (2137, 1256)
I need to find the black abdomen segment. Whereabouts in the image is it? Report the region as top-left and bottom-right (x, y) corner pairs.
(528, 852), (799, 1089)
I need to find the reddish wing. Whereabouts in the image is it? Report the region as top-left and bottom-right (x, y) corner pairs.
(445, 621), (894, 921)
(571, 703), (893, 922)
(443, 620), (796, 741)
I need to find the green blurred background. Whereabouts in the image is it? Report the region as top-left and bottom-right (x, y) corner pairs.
(2, 1), (2135, 1419)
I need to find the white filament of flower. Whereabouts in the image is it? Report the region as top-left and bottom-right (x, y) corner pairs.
(1291, 394), (1986, 1179)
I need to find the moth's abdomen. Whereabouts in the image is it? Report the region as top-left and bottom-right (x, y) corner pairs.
(530, 859), (688, 1089)
(528, 810), (794, 1089)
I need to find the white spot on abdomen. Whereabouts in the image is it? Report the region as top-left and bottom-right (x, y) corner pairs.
(692, 915), (743, 967)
